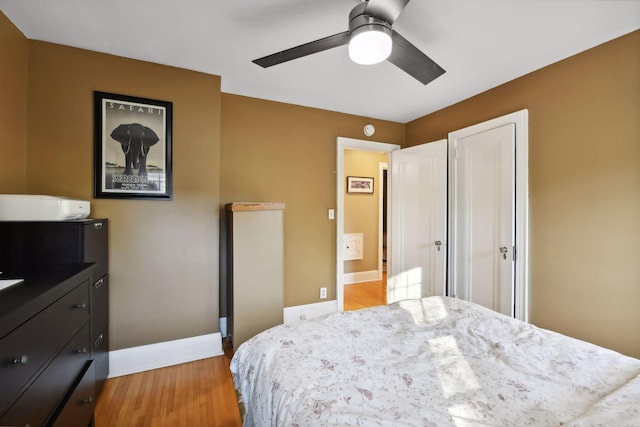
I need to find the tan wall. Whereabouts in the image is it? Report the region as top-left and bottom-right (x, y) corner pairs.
(4, 7), (636, 358)
(344, 150), (387, 274)
(26, 42), (222, 350)
(220, 94), (404, 307)
(0, 12), (28, 192)
(406, 30), (640, 358)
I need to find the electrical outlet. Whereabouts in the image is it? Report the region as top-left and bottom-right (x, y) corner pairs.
(320, 287), (327, 299)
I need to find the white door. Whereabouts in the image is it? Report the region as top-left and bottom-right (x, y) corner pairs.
(450, 124), (515, 316)
(387, 140), (447, 304)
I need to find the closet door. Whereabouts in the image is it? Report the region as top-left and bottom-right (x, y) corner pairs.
(388, 140), (447, 304)
(450, 124), (516, 316)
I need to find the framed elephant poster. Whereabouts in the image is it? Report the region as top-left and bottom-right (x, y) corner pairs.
(94, 91), (173, 200)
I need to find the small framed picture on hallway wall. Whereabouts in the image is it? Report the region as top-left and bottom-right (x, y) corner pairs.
(94, 91), (173, 200)
(347, 176), (374, 194)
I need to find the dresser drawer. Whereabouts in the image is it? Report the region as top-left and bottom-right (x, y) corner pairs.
(0, 322), (90, 427)
(51, 360), (95, 427)
(0, 283), (89, 415)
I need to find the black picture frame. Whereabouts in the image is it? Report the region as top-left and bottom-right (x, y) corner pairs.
(347, 176), (374, 194)
(94, 91), (173, 200)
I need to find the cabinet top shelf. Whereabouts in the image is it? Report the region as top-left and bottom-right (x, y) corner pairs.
(226, 202), (285, 212)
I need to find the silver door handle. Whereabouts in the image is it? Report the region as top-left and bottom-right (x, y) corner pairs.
(435, 240), (442, 251)
(499, 246), (508, 259)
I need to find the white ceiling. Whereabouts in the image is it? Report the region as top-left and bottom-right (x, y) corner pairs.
(1, 0), (639, 123)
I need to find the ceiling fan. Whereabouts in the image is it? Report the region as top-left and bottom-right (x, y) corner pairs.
(252, 0), (445, 85)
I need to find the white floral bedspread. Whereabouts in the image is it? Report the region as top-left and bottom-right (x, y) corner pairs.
(230, 297), (640, 426)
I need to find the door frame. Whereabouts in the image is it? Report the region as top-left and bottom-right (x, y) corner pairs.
(337, 137), (400, 312)
(378, 162), (387, 279)
(448, 109), (529, 321)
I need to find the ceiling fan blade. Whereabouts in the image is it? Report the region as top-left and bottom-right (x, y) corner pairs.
(364, 0), (410, 24)
(387, 31), (445, 85)
(253, 31), (350, 68)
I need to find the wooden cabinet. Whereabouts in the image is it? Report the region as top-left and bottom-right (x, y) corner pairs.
(0, 220), (108, 281)
(0, 219), (109, 426)
(0, 266), (94, 427)
(89, 275), (109, 396)
(226, 203), (284, 349)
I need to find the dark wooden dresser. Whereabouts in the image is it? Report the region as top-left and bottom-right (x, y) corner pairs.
(0, 219), (109, 427)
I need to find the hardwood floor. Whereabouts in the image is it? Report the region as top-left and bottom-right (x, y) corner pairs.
(94, 343), (241, 427)
(344, 272), (387, 311)
(95, 277), (387, 426)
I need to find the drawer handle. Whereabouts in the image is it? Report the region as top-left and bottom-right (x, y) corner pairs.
(13, 355), (28, 365)
(94, 278), (104, 289)
(82, 397), (93, 405)
(74, 303), (87, 310)
(94, 222), (103, 229)
(94, 334), (104, 348)
(76, 348), (87, 354)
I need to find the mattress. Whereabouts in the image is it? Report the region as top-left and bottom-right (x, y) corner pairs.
(230, 296), (640, 426)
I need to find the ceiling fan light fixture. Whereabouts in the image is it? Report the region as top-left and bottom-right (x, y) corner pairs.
(253, 1), (446, 85)
(348, 24), (392, 65)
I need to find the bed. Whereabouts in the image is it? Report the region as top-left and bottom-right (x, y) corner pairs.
(230, 296), (640, 426)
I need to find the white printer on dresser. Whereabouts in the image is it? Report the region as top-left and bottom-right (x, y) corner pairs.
(0, 194), (90, 221)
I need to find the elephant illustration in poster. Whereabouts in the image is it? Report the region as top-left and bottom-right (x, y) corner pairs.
(110, 123), (159, 176)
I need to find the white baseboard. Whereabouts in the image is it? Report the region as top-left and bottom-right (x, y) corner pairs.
(344, 269), (380, 285)
(108, 332), (223, 378)
(283, 300), (338, 324)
